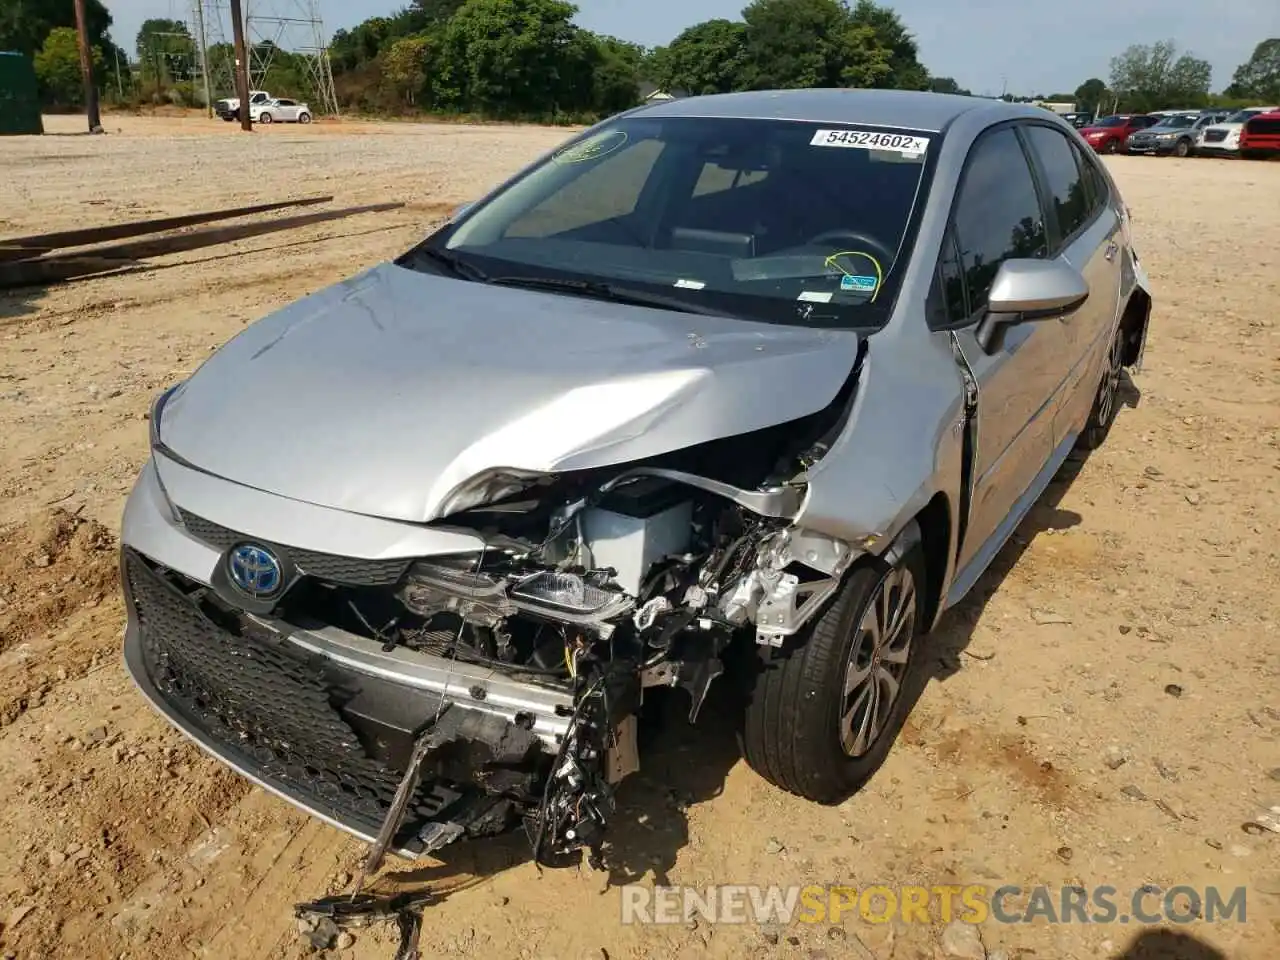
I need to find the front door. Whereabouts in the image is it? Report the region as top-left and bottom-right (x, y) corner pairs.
(938, 125), (1082, 601)
(1020, 124), (1124, 444)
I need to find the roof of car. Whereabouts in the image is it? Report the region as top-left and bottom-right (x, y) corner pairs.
(631, 88), (1038, 133)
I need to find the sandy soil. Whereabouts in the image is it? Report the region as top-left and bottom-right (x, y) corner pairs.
(0, 114), (1277, 960)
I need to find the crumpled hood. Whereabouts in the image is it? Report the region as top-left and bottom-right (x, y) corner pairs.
(159, 263), (861, 523)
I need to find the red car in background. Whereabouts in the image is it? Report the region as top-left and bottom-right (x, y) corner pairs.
(1079, 114), (1159, 153)
(1239, 110), (1280, 159)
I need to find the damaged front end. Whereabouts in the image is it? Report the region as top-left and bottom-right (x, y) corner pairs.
(123, 353), (867, 873)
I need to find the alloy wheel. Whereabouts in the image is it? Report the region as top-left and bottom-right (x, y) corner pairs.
(839, 565), (917, 757)
(1096, 329), (1125, 427)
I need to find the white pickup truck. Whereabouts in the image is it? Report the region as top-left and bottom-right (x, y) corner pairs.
(214, 90), (271, 121)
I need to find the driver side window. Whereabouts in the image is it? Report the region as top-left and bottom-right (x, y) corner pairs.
(940, 126), (1047, 326)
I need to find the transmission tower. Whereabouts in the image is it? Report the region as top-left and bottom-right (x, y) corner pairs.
(188, 0), (338, 115)
(189, 0), (237, 108)
(245, 0), (339, 115)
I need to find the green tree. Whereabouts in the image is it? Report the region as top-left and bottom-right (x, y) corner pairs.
(847, 0), (927, 89)
(136, 18), (194, 90)
(0, 0), (113, 57)
(738, 0), (890, 90)
(928, 76), (970, 95)
(33, 25), (102, 104)
(435, 0), (596, 115)
(647, 19), (747, 95)
(1108, 40), (1212, 112)
(381, 33), (433, 104)
(1073, 77), (1107, 111)
(589, 33), (644, 114)
(1225, 39), (1280, 101)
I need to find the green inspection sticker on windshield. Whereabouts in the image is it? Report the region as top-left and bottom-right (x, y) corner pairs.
(553, 130), (628, 164)
(840, 274), (878, 292)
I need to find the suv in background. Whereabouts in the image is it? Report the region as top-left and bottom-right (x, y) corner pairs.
(1079, 114), (1159, 153)
(1126, 110), (1231, 157)
(1196, 106), (1280, 156)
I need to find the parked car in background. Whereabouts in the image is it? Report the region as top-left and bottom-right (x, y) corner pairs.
(1125, 110), (1231, 157)
(251, 98), (313, 124)
(215, 90), (271, 121)
(1239, 110), (1280, 159)
(1195, 107), (1280, 156)
(120, 89), (1152, 868)
(1061, 112), (1094, 129)
(1079, 114), (1159, 153)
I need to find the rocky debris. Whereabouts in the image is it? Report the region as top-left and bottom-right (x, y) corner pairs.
(1103, 746), (1130, 770)
(1120, 785), (1147, 801)
(940, 919), (986, 959)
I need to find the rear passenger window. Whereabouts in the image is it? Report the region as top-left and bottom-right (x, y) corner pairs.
(950, 127), (1047, 314)
(1023, 125), (1091, 245)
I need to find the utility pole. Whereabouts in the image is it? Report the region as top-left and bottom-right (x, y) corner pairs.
(193, 0), (214, 118)
(71, 0), (102, 132)
(229, 0), (253, 131)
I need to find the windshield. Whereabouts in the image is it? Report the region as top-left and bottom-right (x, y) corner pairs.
(430, 115), (935, 328)
(1093, 115), (1129, 127)
(1152, 115), (1195, 129)
(1226, 109), (1264, 123)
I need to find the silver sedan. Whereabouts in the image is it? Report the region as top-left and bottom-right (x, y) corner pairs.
(121, 88), (1151, 867)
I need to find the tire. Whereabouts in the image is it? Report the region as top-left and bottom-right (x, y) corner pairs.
(742, 544), (927, 804)
(1103, 138), (1119, 155)
(258, 112), (272, 124)
(1076, 322), (1126, 451)
(298, 112), (312, 124)
(1174, 138), (1191, 158)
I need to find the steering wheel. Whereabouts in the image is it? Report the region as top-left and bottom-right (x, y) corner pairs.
(804, 229), (895, 268)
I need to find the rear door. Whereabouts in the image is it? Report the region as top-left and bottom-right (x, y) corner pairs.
(1019, 124), (1123, 445)
(933, 124), (1080, 593)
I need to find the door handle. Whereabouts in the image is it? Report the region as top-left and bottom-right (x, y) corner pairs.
(1104, 241), (1118, 261)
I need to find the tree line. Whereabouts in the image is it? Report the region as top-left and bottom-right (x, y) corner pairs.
(2, 0), (1278, 121)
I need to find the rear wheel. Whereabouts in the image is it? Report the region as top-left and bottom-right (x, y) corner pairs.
(298, 112), (312, 124)
(742, 544), (927, 803)
(1076, 323), (1125, 450)
(1104, 138), (1119, 154)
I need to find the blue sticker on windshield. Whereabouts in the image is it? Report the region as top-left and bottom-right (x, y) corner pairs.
(840, 274), (878, 292)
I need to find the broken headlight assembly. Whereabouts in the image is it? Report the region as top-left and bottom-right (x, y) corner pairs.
(509, 570), (634, 625)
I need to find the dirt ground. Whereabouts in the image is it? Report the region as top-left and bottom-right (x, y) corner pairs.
(0, 113), (1277, 960)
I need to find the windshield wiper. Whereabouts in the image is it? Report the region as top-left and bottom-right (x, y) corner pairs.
(406, 246), (490, 283)
(487, 275), (738, 318)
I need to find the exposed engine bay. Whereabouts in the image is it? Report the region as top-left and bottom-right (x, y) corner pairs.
(267, 368), (865, 871)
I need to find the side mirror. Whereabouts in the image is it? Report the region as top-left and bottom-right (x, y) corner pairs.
(451, 202), (473, 221)
(975, 258), (1089, 353)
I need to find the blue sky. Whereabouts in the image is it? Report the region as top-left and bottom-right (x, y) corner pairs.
(111, 0), (1273, 96)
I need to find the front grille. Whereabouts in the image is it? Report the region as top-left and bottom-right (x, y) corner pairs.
(1204, 129), (1228, 143)
(124, 549), (470, 844)
(178, 509), (411, 586)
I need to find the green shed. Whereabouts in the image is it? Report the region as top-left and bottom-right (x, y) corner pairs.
(0, 51), (44, 136)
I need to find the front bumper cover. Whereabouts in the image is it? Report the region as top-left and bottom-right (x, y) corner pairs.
(121, 547), (540, 856)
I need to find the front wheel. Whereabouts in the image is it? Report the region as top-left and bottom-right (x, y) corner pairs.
(741, 545), (927, 803)
(258, 112), (272, 124)
(298, 112), (312, 124)
(1174, 138), (1191, 158)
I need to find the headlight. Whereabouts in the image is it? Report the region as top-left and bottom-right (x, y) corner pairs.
(149, 383), (182, 450)
(510, 571), (633, 620)
(437, 468), (546, 516)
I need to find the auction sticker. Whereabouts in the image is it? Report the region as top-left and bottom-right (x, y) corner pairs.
(810, 128), (929, 155)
